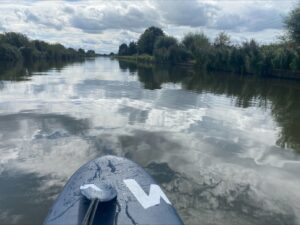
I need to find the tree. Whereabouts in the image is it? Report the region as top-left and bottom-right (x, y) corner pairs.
(78, 48), (85, 56)
(128, 42), (137, 55)
(153, 36), (190, 64)
(86, 50), (96, 57)
(0, 43), (22, 62)
(33, 40), (50, 52)
(182, 32), (211, 67)
(2, 32), (30, 48)
(285, 2), (300, 45)
(214, 32), (231, 48)
(20, 46), (41, 61)
(137, 26), (164, 55)
(182, 32), (210, 56)
(118, 43), (129, 56)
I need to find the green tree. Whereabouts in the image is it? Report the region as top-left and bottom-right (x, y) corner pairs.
(153, 36), (190, 64)
(20, 46), (41, 61)
(285, 2), (300, 45)
(128, 42), (137, 55)
(182, 32), (211, 67)
(1, 32), (30, 48)
(0, 43), (22, 62)
(137, 26), (164, 55)
(118, 43), (129, 56)
(78, 48), (85, 56)
(214, 32), (231, 48)
(153, 36), (177, 64)
(86, 50), (96, 57)
(182, 32), (210, 56)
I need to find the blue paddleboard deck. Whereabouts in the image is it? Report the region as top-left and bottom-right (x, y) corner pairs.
(43, 155), (184, 225)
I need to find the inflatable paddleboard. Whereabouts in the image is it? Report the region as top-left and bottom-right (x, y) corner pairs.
(43, 155), (184, 225)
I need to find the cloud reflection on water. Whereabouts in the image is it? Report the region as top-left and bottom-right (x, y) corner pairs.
(0, 58), (300, 224)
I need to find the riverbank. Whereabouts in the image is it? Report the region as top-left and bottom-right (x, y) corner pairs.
(114, 54), (196, 68)
(117, 25), (300, 80)
(114, 55), (155, 63)
(114, 55), (300, 81)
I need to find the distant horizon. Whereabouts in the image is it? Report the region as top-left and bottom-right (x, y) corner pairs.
(0, 0), (296, 53)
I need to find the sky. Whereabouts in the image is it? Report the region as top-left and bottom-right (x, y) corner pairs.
(0, 0), (297, 53)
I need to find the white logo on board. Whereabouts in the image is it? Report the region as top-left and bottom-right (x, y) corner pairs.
(124, 179), (171, 209)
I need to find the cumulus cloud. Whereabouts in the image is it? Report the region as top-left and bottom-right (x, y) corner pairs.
(23, 9), (66, 30)
(69, 3), (161, 33)
(0, 22), (5, 32)
(153, 0), (218, 27)
(0, 0), (295, 52)
(213, 6), (284, 32)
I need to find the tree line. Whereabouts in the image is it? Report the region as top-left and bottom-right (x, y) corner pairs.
(118, 2), (300, 77)
(0, 32), (96, 62)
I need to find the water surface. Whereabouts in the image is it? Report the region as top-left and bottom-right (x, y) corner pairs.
(0, 58), (300, 225)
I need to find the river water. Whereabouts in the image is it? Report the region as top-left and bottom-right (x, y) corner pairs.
(0, 58), (300, 225)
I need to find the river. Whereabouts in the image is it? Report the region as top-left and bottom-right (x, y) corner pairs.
(0, 57), (300, 225)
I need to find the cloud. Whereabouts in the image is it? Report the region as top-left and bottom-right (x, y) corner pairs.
(213, 6), (284, 32)
(23, 9), (66, 30)
(154, 0), (218, 27)
(0, 0), (295, 52)
(213, 14), (245, 31)
(70, 3), (161, 33)
(0, 22), (5, 32)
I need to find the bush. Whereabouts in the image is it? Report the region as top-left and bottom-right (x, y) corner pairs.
(154, 36), (178, 50)
(137, 54), (155, 63)
(154, 47), (169, 63)
(168, 45), (191, 64)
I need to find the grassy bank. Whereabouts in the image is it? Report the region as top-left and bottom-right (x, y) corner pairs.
(115, 55), (300, 81)
(114, 54), (196, 67)
(114, 54), (155, 63)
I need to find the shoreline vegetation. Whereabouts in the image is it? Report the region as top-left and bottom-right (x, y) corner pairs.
(116, 3), (300, 79)
(0, 32), (96, 63)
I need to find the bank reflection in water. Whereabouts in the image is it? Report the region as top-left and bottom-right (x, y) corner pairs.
(0, 59), (86, 82)
(118, 60), (300, 153)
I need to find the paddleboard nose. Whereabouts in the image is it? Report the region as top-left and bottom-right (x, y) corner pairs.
(44, 156), (184, 225)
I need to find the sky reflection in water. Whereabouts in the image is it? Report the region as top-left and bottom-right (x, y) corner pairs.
(0, 58), (300, 225)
